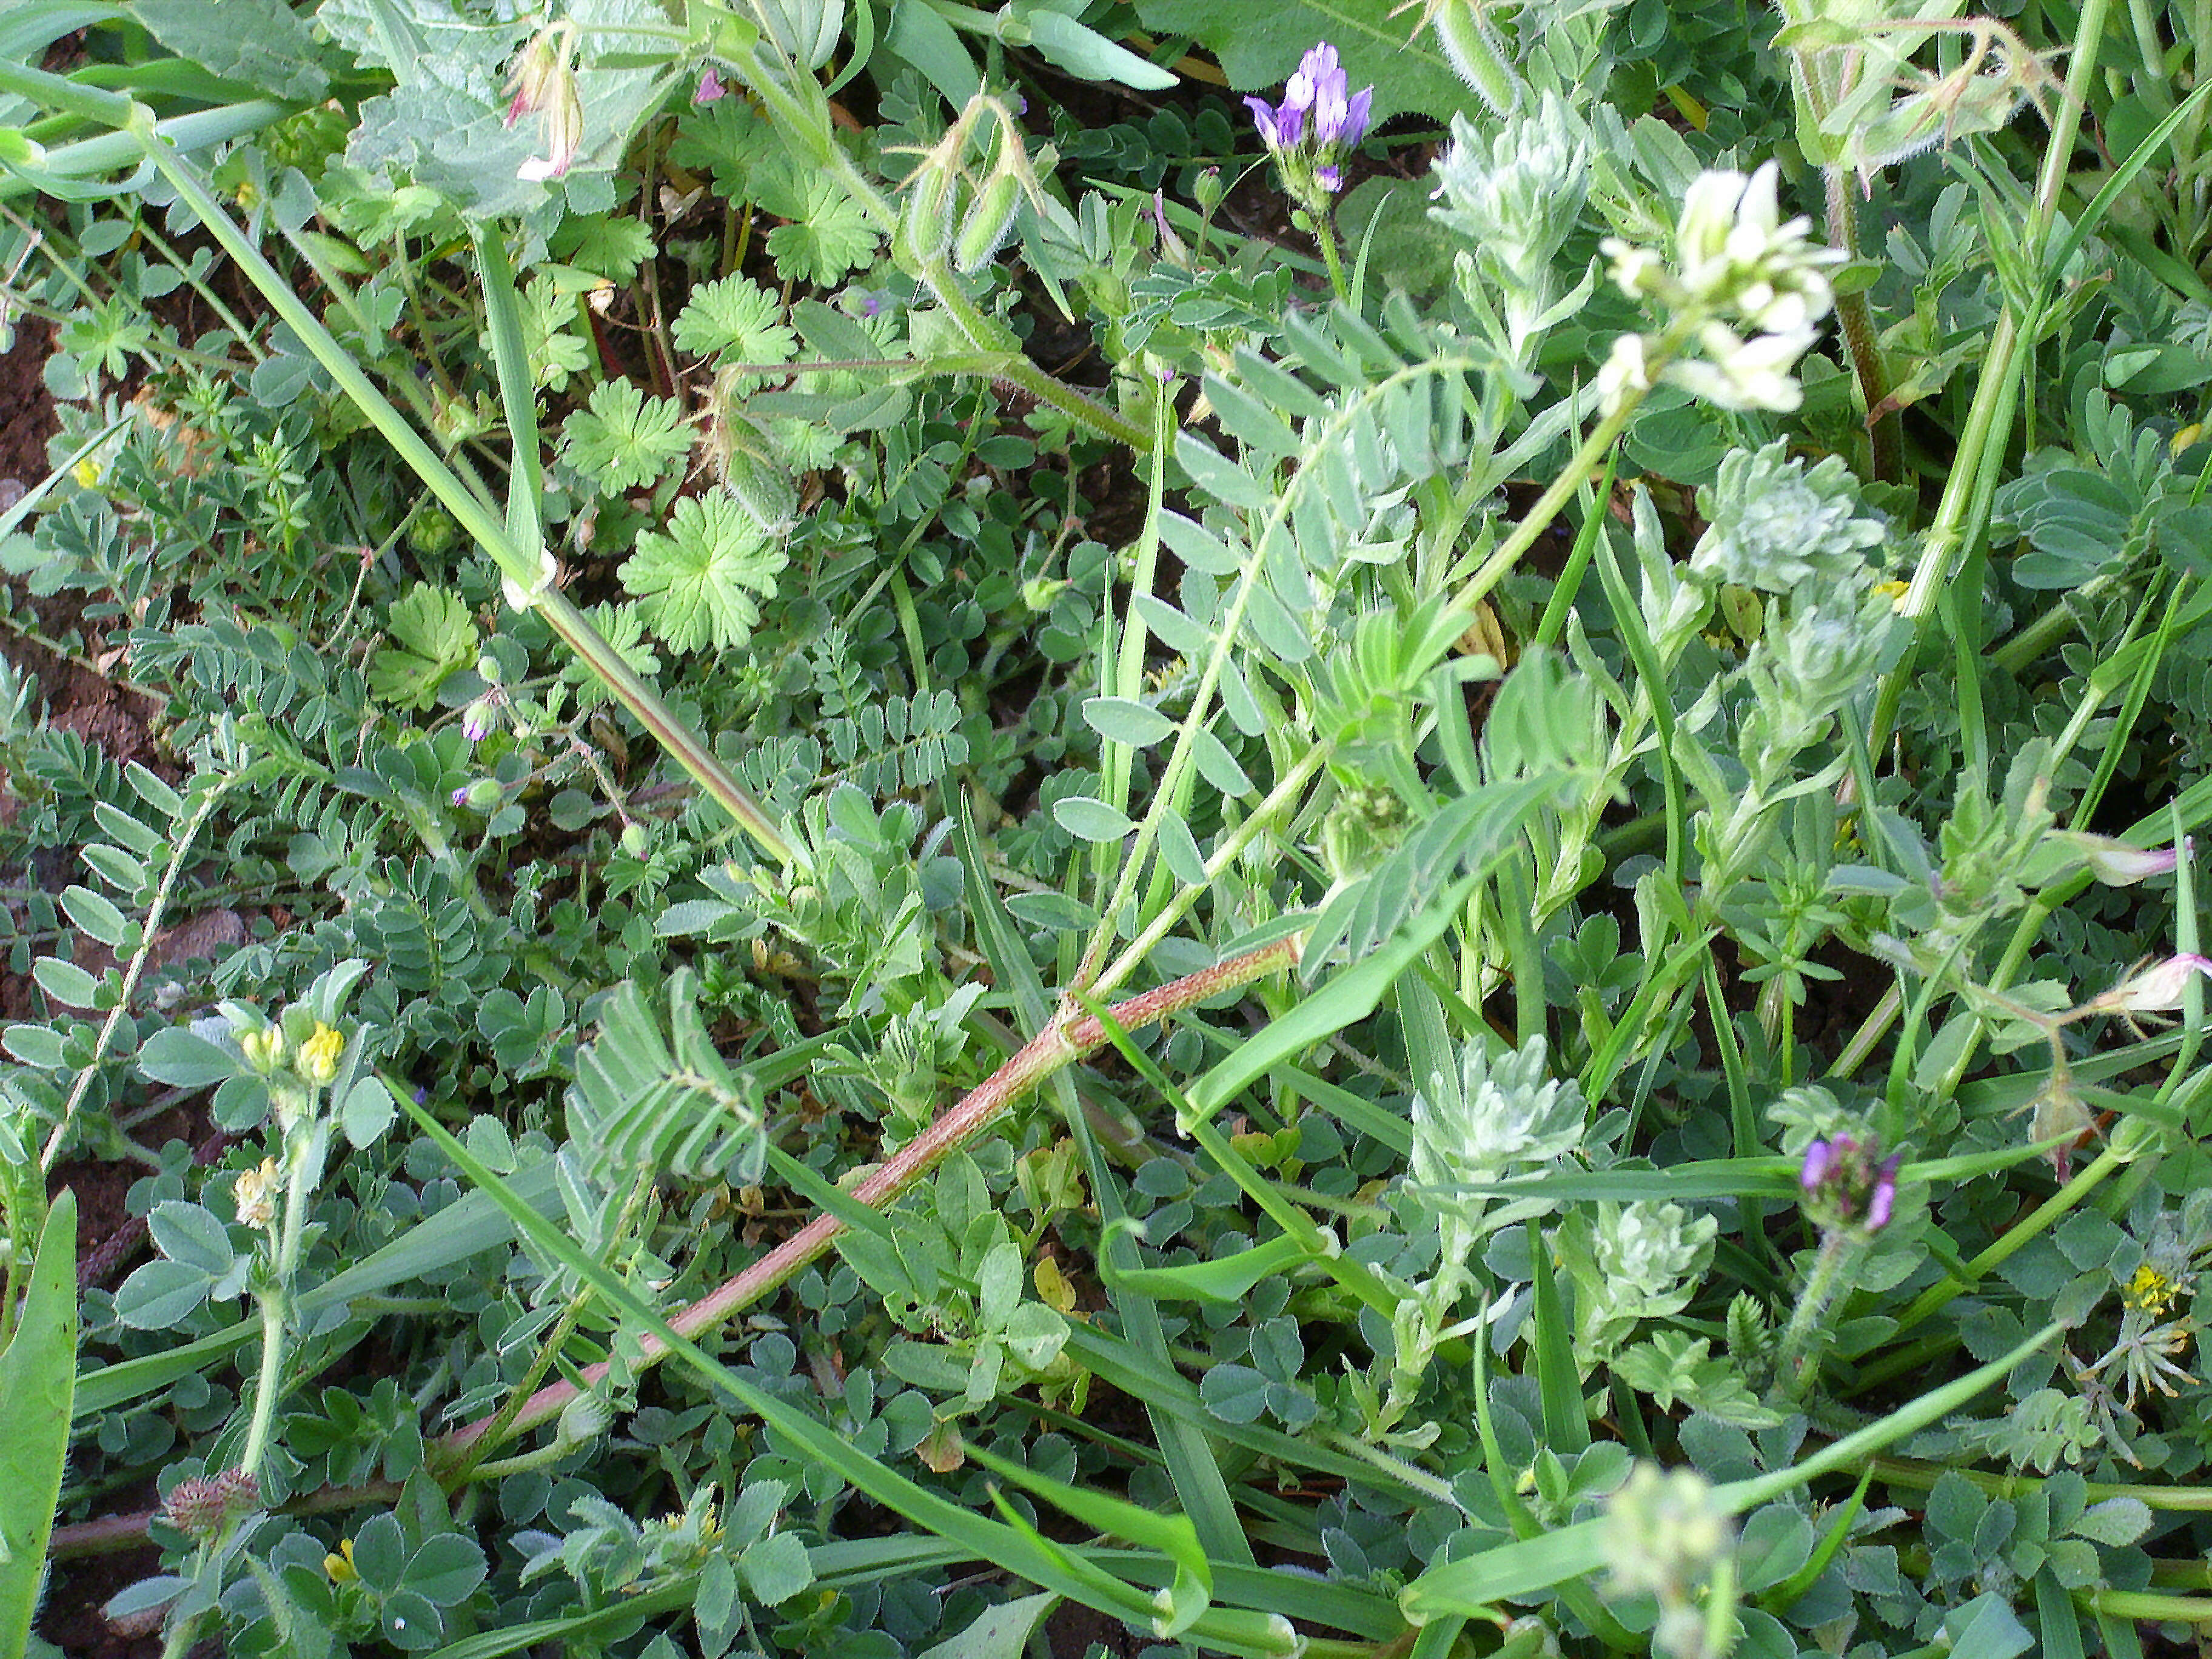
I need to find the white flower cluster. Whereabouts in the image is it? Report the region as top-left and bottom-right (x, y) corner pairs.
(1597, 161), (1846, 415)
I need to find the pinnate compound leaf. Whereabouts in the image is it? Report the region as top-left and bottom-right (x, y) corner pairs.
(620, 493), (788, 652)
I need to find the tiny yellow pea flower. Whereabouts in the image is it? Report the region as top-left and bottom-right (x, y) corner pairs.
(300, 1022), (345, 1085)
(2125, 1264), (2180, 1318)
(325, 1537), (359, 1582)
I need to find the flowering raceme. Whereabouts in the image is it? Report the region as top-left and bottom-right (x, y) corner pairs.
(1246, 42), (1373, 201)
(1597, 160), (1845, 416)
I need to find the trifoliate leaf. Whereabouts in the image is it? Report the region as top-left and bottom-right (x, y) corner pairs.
(560, 600), (662, 708)
(370, 583), (476, 709)
(672, 275), (798, 388)
(560, 379), (694, 494)
(766, 176), (882, 286)
(620, 493), (789, 652)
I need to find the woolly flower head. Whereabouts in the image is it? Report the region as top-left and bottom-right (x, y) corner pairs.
(1429, 95), (1591, 289)
(1561, 1199), (1720, 1359)
(1409, 1034), (1586, 1193)
(1691, 442), (1891, 597)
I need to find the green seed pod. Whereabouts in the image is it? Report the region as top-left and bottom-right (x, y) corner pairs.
(618, 822), (651, 859)
(953, 170), (1024, 274)
(902, 151), (961, 264)
(1433, 0), (1522, 115)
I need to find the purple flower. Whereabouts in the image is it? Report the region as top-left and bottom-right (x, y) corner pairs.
(1244, 93), (1305, 152)
(694, 67), (726, 104)
(1799, 1131), (1905, 1238)
(1798, 1138), (1832, 1190)
(1867, 1156), (1901, 1230)
(1246, 41), (1374, 196)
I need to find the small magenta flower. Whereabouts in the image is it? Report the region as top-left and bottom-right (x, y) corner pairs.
(508, 23), (583, 181)
(694, 66), (726, 105)
(1798, 1138), (1832, 1190)
(2053, 831), (2186, 887)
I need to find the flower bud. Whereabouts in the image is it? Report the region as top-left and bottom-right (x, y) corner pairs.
(233, 1157), (280, 1230)
(239, 1026), (286, 1075)
(619, 822), (651, 859)
(456, 779), (506, 813)
(901, 142), (964, 264)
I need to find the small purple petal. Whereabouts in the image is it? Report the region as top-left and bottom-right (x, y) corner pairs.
(451, 786), (471, 807)
(1316, 164), (1342, 192)
(1867, 1172), (1896, 1231)
(1799, 1139), (1832, 1190)
(1341, 85), (1373, 148)
(1244, 95), (1283, 149)
(694, 67), (726, 104)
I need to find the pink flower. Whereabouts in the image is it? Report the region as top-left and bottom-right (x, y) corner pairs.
(694, 67), (726, 104)
(2053, 831), (2187, 887)
(2088, 953), (2212, 1016)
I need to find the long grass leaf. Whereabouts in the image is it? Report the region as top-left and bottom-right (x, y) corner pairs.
(0, 1193), (76, 1655)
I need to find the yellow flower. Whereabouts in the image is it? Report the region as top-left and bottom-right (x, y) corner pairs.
(324, 1537), (358, 1582)
(72, 456), (101, 488)
(239, 1027), (286, 1074)
(300, 1022), (345, 1085)
(2125, 1264), (2181, 1318)
(1873, 578), (1911, 613)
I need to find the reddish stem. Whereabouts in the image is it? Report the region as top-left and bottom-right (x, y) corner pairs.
(432, 934), (1304, 1470)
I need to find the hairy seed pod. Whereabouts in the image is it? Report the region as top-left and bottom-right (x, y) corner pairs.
(902, 153), (962, 264)
(1433, 0), (1522, 115)
(952, 170), (1024, 273)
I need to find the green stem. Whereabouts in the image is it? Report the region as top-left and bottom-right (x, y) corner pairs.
(1872, 0), (2114, 750)
(113, 120), (798, 867)
(1775, 1230), (1854, 1399)
(40, 780), (229, 1170)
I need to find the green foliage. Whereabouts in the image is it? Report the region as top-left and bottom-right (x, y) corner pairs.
(7, 2), (2212, 1655)
(620, 492), (791, 652)
(560, 379), (696, 495)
